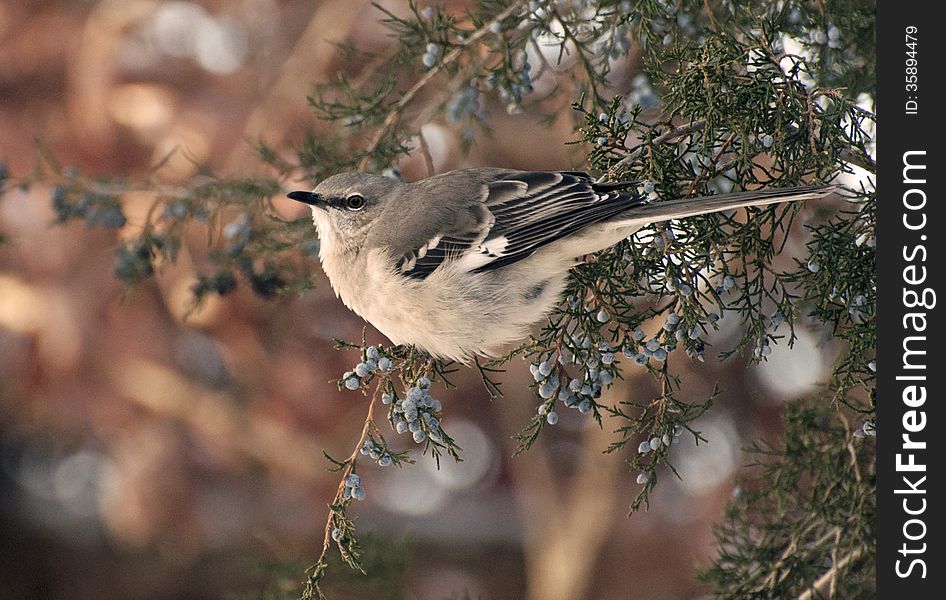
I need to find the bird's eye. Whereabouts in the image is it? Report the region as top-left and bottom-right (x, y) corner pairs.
(345, 194), (366, 211)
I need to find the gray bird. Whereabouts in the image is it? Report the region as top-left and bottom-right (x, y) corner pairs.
(288, 169), (833, 362)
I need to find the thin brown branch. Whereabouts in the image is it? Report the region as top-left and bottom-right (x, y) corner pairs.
(703, 0), (720, 32)
(685, 131), (736, 195)
(306, 390), (380, 596)
(597, 119), (707, 183)
(417, 128), (436, 177)
(839, 413), (863, 485)
(549, 8), (602, 97)
(794, 546), (866, 600)
(839, 146), (876, 174)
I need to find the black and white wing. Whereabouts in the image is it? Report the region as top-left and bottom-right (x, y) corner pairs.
(399, 171), (641, 279)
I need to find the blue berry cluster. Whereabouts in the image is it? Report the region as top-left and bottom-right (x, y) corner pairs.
(755, 337), (773, 359)
(421, 42), (441, 68)
(642, 180), (656, 195)
(163, 198), (209, 223)
(192, 270), (237, 297)
(446, 84), (480, 123)
(666, 275), (696, 298)
(595, 22), (632, 60)
(387, 376), (444, 444)
(536, 403), (559, 425)
(621, 310), (707, 365)
(715, 273), (736, 296)
(623, 330), (668, 364)
(529, 359), (562, 424)
(341, 346), (393, 391)
(530, 358), (559, 398)
(809, 25), (842, 49)
(163, 200), (189, 220)
(637, 425), (683, 455)
(342, 473), (366, 501)
(114, 238), (155, 283)
(239, 260), (284, 299)
(542, 335), (616, 416)
(487, 50), (533, 114)
(51, 186), (126, 229)
(360, 437), (394, 467)
(627, 74), (659, 110)
(529, 337), (615, 423)
(848, 293), (868, 323)
(561, 373), (601, 415)
(568, 329), (618, 376)
(223, 214), (252, 255)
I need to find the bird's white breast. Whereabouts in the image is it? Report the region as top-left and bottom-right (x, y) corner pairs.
(313, 209), (640, 361)
(318, 243), (570, 362)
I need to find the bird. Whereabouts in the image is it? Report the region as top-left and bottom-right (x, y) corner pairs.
(287, 169), (834, 362)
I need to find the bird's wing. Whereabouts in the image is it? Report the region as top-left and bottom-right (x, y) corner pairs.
(398, 171), (642, 279)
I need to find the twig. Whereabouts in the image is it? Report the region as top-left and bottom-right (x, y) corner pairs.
(357, 0), (530, 170)
(304, 391), (380, 597)
(685, 131), (736, 195)
(839, 146), (876, 174)
(839, 413), (863, 485)
(529, 37), (556, 81)
(805, 96), (819, 156)
(703, 0), (720, 32)
(597, 119), (707, 182)
(549, 8), (603, 98)
(794, 546), (865, 600)
(417, 128), (436, 177)
(829, 528), (841, 598)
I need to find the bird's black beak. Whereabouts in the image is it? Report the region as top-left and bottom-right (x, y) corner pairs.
(287, 191), (323, 206)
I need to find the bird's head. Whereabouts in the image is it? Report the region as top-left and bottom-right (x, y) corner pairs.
(288, 172), (398, 249)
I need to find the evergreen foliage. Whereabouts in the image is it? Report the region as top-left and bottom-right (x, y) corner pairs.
(0, 1), (875, 597)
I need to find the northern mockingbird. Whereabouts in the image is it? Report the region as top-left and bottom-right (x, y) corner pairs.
(288, 169), (833, 362)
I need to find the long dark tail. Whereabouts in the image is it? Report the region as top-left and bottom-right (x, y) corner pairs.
(612, 184), (838, 226)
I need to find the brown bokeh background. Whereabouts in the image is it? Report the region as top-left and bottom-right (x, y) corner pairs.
(1, 2), (840, 599)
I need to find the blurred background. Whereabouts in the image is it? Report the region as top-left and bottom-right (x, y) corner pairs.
(0, 1), (839, 598)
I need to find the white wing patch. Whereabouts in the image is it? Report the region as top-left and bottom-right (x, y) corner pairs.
(479, 235), (509, 256)
(454, 235), (509, 272)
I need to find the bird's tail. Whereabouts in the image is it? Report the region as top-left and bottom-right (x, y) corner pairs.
(612, 184), (838, 227)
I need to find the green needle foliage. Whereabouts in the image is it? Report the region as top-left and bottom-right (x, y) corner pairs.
(701, 403), (875, 598)
(1, 0), (875, 598)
